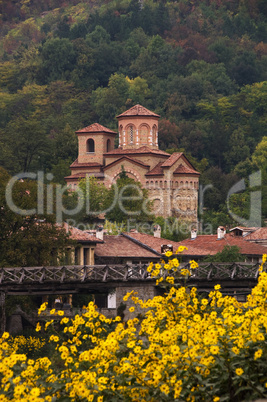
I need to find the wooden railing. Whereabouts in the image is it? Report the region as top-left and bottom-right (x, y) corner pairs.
(0, 262), (264, 286)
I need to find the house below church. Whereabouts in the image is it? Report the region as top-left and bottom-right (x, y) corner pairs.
(65, 104), (200, 220)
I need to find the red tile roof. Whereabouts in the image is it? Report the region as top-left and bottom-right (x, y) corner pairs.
(76, 123), (117, 134)
(175, 234), (267, 256)
(245, 228), (267, 240)
(173, 164), (200, 175)
(95, 235), (161, 258)
(104, 146), (169, 157)
(70, 159), (102, 168)
(124, 232), (267, 257)
(103, 156), (150, 170)
(63, 223), (103, 243)
(124, 232), (182, 254)
(161, 152), (183, 167)
(145, 162), (164, 176)
(116, 104), (160, 118)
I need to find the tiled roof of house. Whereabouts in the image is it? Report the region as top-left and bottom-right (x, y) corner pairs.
(63, 223), (103, 243)
(145, 162), (164, 176)
(124, 232), (182, 254)
(103, 156), (150, 170)
(104, 146), (169, 157)
(244, 228), (267, 240)
(124, 232), (267, 257)
(175, 234), (267, 256)
(173, 164), (200, 175)
(161, 153), (183, 167)
(70, 159), (102, 168)
(95, 235), (161, 258)
(116, 104), (160, 118)
(230, 226), (258, 232)
(76, 123), (117, 134)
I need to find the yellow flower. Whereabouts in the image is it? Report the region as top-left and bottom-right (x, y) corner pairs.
(30, 388), (40, 397)
(38, 302), (47, 314)
(166, 276), (174, 284)
(1, 332), (9, 340)
(254, 349), (262, 360)
(210, 345), (219, 355)
(176, 246), (188, 253)
(165, 250), (173, 257)
(129, 307), (135, 313)
(156, 277), (163, 285)
(235, 368), (244, 376)
(214, 284), (221, 290)
(35, 322), (41, 332)
(57, 310), (64, 316)
(189, 260), (198, 269)
(193, 314), (201, 322)
(213, 397), (220, 401)
(160, 384), (170, 394)
(181, 269), (190, 276)
(232, 347), (240, 355)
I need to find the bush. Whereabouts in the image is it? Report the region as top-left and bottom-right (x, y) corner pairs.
(0, 253), (267, 401)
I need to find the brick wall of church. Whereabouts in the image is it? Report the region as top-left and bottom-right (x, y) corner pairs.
(78, 133), (115, 164)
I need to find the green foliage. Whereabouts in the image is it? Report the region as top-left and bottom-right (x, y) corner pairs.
(204, 245), (246, 262)
(106, 167), (154, 223)
(0, 0), (266, 222)
(0, 167), (71, 267)
(153, 216), (190, 242)
(76, 176), (111, 224)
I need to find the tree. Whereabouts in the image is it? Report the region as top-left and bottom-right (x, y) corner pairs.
(204, 245), (245, 262)
(3, 117), (48, 173)
(39, 38), (77, 83)
(106, 168), (153, 223)
(224, 128), (250, 172)
(0, 167), (71, 267)
(76, 177), (111, 224)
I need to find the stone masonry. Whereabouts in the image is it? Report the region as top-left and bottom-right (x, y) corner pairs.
(65, 104), (200, 221)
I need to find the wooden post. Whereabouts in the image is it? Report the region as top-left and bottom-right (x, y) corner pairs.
(0, 292), (6, 334)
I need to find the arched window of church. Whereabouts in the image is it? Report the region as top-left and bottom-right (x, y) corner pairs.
(140, 125), (148, 145)
(87, 139), (95, 153)
(127, 125), (134, 144)
(152, 125), (157, 145)
(107, 139), (111, 152)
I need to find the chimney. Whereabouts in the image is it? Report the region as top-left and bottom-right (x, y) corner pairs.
(191, 228), (197, 240)
(96, 224), (104, 241)
(154, 224), (161, 238)
(217, 226), (226, 239)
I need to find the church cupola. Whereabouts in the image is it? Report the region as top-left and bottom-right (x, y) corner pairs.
(116, 104), (160, 150)
(76, 123), (117, 165)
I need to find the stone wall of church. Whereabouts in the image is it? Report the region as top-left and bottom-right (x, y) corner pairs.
(103, 161), (147, 188)
(145, 179), (198, 220)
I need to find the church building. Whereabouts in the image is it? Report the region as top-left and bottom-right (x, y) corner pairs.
(65, 104), (200, 220)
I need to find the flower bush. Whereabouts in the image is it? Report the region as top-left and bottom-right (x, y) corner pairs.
(0, 253), (267, 401)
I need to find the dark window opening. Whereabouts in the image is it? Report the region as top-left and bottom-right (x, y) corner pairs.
(87, 139), (95, 153)
(94, 294), (108, 308)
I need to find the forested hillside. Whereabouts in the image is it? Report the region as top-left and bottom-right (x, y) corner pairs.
(0, 0), (266, 224)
